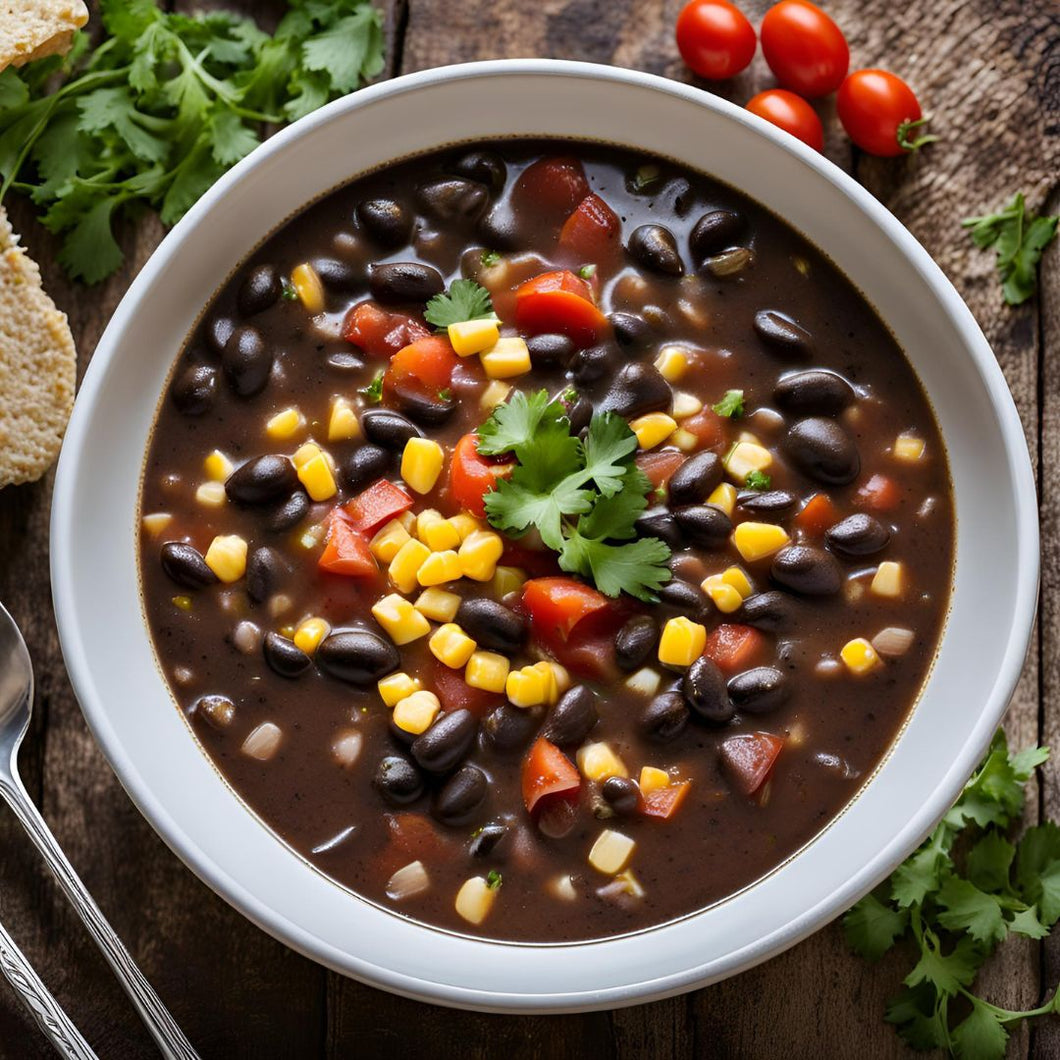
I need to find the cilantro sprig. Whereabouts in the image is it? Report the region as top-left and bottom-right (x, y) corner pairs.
(713, 389), (745, 418)
(424, 279), (495, 330)
(845, 731), (1060, 1058)
(478, 390), (671, 601)
(963, 194), (1058, 306)
(0, 0), (385, 282)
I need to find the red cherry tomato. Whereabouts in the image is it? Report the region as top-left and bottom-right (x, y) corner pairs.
(675, 0), (757, 81)
(837, 69), (934, 157)
(760, 0), (849, 98)
(746, 89), (824, 151)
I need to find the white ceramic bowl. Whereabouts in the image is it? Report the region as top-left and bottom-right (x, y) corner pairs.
(51, 60), (1037, 1012)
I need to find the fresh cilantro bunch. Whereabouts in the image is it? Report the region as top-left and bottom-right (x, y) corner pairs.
(963, 194), (1058, 306)
(477, 390), (672, 601)
(0, 0), (385, 282)
(845, 731), (1059, 1058)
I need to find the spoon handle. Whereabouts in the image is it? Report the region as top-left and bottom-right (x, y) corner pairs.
(0, 915), (98, 1060)
(0, 778), (199, 1060)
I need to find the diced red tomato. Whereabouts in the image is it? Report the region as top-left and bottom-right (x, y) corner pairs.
(384, 335), (458, 398)
(343, 301), (429, 357)
(512, 157), (590, 222)
(681, 409), (726, 448)
(514, 270), (608, 347)
(856, 473), (900, 513)
(431, 660), (501, 718)
(344, 478), (414, 536)
(558, 193), (621, 263)
(449, 433), (514, 519)
(641, 780), (692, 820)
(794, 492), (839, 536)
(703, 623), (766, 674)
(719, 732), (784, 796)
(636, 449), (687, 490)
(378, 812), (450, 876)
(522, 737), (581, 815)
(318, 511), (377, 577)
(522, 577), (610, 641)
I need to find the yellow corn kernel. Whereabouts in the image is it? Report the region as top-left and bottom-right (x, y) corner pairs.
(416, 509), (462, 551)
(141, 512), (173, 535)
(327, 397), (361, 442)
(292, 442), (321, 470)
(724, 441), (773, 482)
(871, 560), (905, 599)
(701, 576), (744, 614)
(491, 565), (526, 597)
(401, 437), (444, 495)
(577, 742), (628, 782)
(204, 449), (234, 481)
(392, 690), (441, 735)
(588, 829), (636, 875)
(448, 317), (501, 357)
(670, 428), (699, 452)
(378, 671), (422, 707)
(671, 392), (703, 419)
(369, 519), (412, 563)
(291, 262), (325, 313)
(732, 521), (790, 562)
(707, 482), (737, 517)
(465, 650), (510, 693)
(397, 510), (416, 532)
(448, 513), (483, 541)
(480, 379), (512, 411)
(204, 534), (247, 583)
(454, 875), (499, 925)
(894, 433), (926, 463)
(195, 481), (227, 508)
(480, 336), (532, 379)
(414, 587), (461, 623)
(293, 617), (330, 655)
(639, 766), (670, 795)
(840, 637), (882, 675)
(266, 407), (305, 440)
(631, 412), (678, 450)
(297, 452), (337, 501)
(429, 622), (477, 668)
(654, 344), (689, 382)
(388, 538), (431, 594)
(722, 566), (753, 598)
(371, 593), (431, 645)
(505, 664), (550, 708)
(549, 662), (571, 698)
(417, 549), (462, 587)
(458, 529), (504, 581)
(529, 660), (562, 706)
(657, 617), (707, 668)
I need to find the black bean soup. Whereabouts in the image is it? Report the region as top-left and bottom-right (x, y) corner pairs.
(140, 139), (953, 942)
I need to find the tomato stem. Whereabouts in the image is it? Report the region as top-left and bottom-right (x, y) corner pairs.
(897, 115), (939, 153)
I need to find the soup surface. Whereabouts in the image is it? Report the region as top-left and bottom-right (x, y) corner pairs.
(140, 139), (953, 942)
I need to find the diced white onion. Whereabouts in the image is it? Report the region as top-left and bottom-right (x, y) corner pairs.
(386, 860), (430, 901)
(331, 729), (363, 769)
(231, 620), (261, 655)
(872, 627), (916, 658)
(242, 722), (281, 761)
(625, 668), (661, 697)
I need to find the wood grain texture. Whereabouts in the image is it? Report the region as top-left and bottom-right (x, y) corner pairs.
(0, 0), (1055, 1057)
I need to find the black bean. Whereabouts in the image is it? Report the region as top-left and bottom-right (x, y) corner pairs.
(369, 261), (445, 304)
(225, 455), (298, 506)
(535, 796), (578, 839)
(658, 579), (712, 622)
(543, 686), (598, 746)
(433, 765), (489, 826)
(601, 776), (640, 816)
(728, 667), (789, 714)
(469, 822), (509, 859)
(374, 755), (424, 805)
(683, 656), (733, 723)
(634, 507), (683, 549)
(674, 505), (733, 548)
(360, 408), (423, 450)
(263, 632), (312, 679)
(392, 385), (456, 427)
(416, 178), (489, 224)
(690, 208), (745, 259)
(773, 369), (855, 416)
(411, 709), (477, 774)
(192, 694), (235, 730)
(640, 692), (690, 742)
(237, 264), (280, 317)
(481, 704), (540, 754)
(316, 630), (399, 686)
(451, 150), (507, 192)
(826, 513), (891, 557)
(609, 312), (653, 350)
(784, 417), (860, 485)
(160, 542), (217, 589)
(170, 363), (218, 416)
(615, 615), (659, 672)
(527, 333), (574, 367)
(341, 444), (392, 490)
(326, 350), (363, 372)
(456, 598), (527, 653)
(668, 451), (724, 506)
(737, 489), (797, 515)
(246, 547), (286, 604)
(753, 310), (814, 359)
(477, 203), (521, 250)
(598, 362), (672, 418)
(222, 325), (273, 397)
(567, 396), (594, 435)
(356, 198), (412, 248)
(771, 545), (843, 596)
(265, 490), (310, 533)
(311, 257), (362, 292)
(205, 315), (235, 356)
(627, 224), (684, 276)
(569, 344), (613, 385)
(739, 590), (802, 633)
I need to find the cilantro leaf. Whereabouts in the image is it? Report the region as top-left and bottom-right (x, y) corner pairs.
(481, 249), (501, 267)
(885, 984), (949, 1050)
(360, 371), (383, 403)
(423, 279), (495, 329)
(744, 470), (771, 490)
(1008, 906), (1049, 940)
(577, 465), (651, 541)
(477, 390), (566, 456)
(581, 412), (638, 498)
(560, 532), (671, 602)
(903, 932), (980, 998)
(965, 830), (1015, 894)
(712, 389), (745, 418)
(935, 876), (1008, 946)
(949, 1000), (1009, 1060)
(843, 893), (909, 962)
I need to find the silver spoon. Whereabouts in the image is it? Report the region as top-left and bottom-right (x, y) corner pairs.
(0, 602), (199, 1059)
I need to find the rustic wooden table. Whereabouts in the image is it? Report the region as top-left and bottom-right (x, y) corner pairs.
(0, 0), (1057, 1056)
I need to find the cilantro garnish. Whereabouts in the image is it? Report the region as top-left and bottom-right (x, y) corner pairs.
(479, 390), (671, 602)
(845, 731), (1060, 1057)
(481, 250), (501, 267)
(630, 163), (660, 193)
(437, 388), (452, 403)
(744, 470), (771, 490)
(578, 263), (597, 280)
(360, 371), (383, 403)
(281, 278), (298, 302)
(712, 389), (745, 418)
(963, 194), (1059, 306)
(423, 279), (495, 329)
(0, 0), (385, 283)
(486, 870), (503, 890)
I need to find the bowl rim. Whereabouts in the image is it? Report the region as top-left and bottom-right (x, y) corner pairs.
(50, 58), (1039, 1012)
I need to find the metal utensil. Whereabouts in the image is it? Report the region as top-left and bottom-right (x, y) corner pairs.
(0, 602), (199, 1059)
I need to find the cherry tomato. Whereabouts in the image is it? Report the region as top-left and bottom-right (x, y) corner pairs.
(760, 0), (849, 98)
(837, 69), (934, 157)
(746, 89), (824, 151)
(675, 0), (757, 81)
